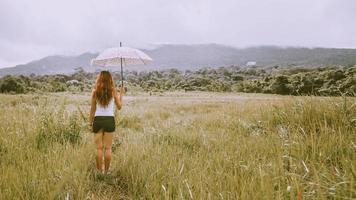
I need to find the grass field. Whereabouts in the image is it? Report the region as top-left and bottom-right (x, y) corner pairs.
(0, 92), (355, 199)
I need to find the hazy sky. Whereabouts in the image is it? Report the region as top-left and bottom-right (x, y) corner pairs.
(0, 0), (356, 68)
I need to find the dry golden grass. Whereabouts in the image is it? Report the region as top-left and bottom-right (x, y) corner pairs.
(0, 92), (355, 199)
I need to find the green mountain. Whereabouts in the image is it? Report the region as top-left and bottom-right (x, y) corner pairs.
(1, 44), (356, 76)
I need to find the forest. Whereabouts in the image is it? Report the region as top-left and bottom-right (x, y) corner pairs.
(0, 65), (355, 96)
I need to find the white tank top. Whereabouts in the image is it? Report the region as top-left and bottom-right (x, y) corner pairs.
(95, 98), (115, 116)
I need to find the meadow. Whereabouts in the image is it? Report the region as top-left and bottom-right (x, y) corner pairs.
(0, 92), (355, 199)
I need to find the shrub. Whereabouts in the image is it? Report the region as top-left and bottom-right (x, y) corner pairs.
(268, 75), (291, 94)
(0, 75), (26, 93)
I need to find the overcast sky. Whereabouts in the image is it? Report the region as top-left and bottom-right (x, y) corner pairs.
(0, 0), (355, 68)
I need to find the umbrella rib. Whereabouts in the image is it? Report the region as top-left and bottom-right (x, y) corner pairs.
(134, 50), (147, 65)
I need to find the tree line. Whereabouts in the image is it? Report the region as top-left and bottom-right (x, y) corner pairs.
(0, 65), (355, 96)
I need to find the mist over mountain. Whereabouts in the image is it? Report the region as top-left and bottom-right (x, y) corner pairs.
(1, 44), (356, 76)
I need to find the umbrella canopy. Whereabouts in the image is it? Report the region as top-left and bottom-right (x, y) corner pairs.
(91, 46), (153, 67)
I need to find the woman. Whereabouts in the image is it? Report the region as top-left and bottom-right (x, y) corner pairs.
(89, 71), (124, 173)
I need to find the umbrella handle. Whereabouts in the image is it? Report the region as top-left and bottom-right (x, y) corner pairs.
(120, 41), (124, 85)
(120, 57), (124, 85)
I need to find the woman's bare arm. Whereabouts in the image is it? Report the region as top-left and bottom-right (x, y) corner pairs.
(89, 90), (96, 125)
(114, 83), (124, 110)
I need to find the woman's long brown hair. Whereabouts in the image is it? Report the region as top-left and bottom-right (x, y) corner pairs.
(94, 71), (115, 107)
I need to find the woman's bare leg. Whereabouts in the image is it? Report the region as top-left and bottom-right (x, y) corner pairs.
(103, 132), (113, 172)
(94, 131), (104, 172)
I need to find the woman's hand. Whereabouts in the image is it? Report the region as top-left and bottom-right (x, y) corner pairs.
(120, 81), (125, 96)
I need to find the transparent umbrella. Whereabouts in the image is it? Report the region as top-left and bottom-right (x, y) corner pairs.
(91, 42), (153, 84)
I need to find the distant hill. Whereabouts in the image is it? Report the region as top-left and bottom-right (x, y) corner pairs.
(0, 53), (97, 76)
(1, 44), (356, 76)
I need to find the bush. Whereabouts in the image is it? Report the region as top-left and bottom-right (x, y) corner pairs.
(0, 75), (26, 93)
(268, 75), (291, 94)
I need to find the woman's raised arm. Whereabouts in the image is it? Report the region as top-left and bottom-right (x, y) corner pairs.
(114, 83), (124, 110)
